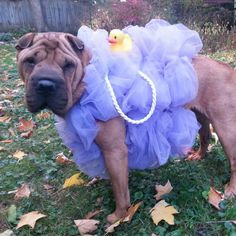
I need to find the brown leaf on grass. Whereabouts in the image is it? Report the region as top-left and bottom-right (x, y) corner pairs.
(56, 152), (73, 164)
(16, 79), (25, 87)
(105, 202), (142, 234)
(154, 180), (173, 200)
(18, 119), (34, 132)
(14, 183), (31, 200)
(13, 150), (26, 160)
(105, 219), (122, 234)
(85, 209), (102, 219)
(42, 124), (51, 130)
(86, 177), (100, 187)
(43, 184), (54, 191)
(43, 140), (51, 144)
(0, 139), (13, 143)
(36, 111), (51, 119)
(208, 187), (224, 210)
(96, 197), (103, 205)
(8, 128), (16, 137)
(20, 130), (33, 138)
(74, 219), (100, 234)
(16, 211), (46, 229)
(0, 116), (11, 123)
(150, 200), (179, 225)
(0, 146), (4, 151)
(0, 229), (15, 236)
(122, 202), (142, 223)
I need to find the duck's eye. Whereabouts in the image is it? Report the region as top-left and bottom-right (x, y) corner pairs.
(114, 36), (117, 39)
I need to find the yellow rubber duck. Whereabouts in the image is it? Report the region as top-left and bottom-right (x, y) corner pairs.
(108, 29), (132, 52)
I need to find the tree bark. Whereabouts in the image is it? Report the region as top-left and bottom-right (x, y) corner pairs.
(28, 0), (48, 32)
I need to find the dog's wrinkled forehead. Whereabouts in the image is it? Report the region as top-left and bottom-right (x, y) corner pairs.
(30, 33), (76, 56)
(34, 33), (60, 49)
(16, 32), (85, 60)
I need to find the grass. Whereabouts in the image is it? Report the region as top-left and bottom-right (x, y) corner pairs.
(1, 42), (236, 236)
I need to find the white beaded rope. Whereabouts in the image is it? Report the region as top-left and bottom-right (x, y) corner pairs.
(104, 70), (157, 124)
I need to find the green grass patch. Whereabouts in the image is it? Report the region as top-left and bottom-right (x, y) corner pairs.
(0, 43), (236, 235)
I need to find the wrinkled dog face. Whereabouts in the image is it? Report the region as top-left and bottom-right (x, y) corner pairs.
(16, 33), (90, 117)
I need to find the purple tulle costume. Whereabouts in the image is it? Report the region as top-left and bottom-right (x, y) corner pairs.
(56, 19), (203, 178)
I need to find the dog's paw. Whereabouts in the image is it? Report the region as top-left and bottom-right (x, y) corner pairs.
(106, 209), (128, 224)
(185, 150), (202, 161)
(224, 183), (236, 199)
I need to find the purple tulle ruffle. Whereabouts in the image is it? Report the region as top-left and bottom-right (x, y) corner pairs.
(56, 19), (202, 178)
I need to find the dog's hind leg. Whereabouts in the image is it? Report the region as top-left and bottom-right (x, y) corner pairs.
(186, 109), (211, 161)
(96, 117), (130, 223)
(212, 120), (236, 198)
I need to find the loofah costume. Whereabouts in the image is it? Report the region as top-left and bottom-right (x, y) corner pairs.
(56, 19), (203, 178)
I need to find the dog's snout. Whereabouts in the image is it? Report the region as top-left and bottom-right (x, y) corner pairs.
(36, 79), (56, 92)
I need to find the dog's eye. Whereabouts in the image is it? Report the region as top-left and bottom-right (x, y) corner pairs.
(63, 61), (75, 71)
(24, 57), (35, 66)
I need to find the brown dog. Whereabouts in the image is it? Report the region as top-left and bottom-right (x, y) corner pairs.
(16, 32), (236, 223)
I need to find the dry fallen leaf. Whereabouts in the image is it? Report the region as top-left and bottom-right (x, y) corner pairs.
(85, 209), (103, 219)
(150, 200), (178, 225)
(43, 184), (54, 191)
(0, 146), (4, 151)
(122, 202), (142, 223)
(14, 183), (31, 200)
(43, 140), (51, 144)
(0, 139), (13, 143)
(0, 116), (11, 123)
(18, 119), (34, 132)
(105, 202), (142, 234)
(63, 173), (85, 188)
(42, 124), (51, 130)
(16, 211), (46, 229)
(8, 128), (16, 137)
(105, 219), (122, 234)
(74, 219), (100, 234)
(0, 229), (15, 236)
(36, 111), (51, 119)
(96, 197), (103, 205)
(208, 187), (224, 210)
(20, 130), (33, 138)
(154, 180), (173, 200)
(86, 177), (100, 187)
(56, 152), (73, 164)
(13, 150), (26, 160)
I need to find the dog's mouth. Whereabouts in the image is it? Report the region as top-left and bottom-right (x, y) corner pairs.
(26, 78), (68, 117)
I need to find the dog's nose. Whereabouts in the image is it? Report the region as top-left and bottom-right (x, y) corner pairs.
(36, 79), (56, 92)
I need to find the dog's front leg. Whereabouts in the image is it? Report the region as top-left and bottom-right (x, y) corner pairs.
(96, 117), (130, 223)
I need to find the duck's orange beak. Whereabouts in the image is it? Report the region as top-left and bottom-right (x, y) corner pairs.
(108, 38), (117, 44)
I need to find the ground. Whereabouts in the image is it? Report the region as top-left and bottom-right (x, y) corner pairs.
(1, 42), (236, 235)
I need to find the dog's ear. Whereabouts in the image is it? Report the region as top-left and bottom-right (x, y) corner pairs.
(66, 34), (85, 53)
(15, 33), (35, 51)
(66, 34), (91, 67)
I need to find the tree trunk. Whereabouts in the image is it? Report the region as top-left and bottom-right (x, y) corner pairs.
(28, 0), (48, 32)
